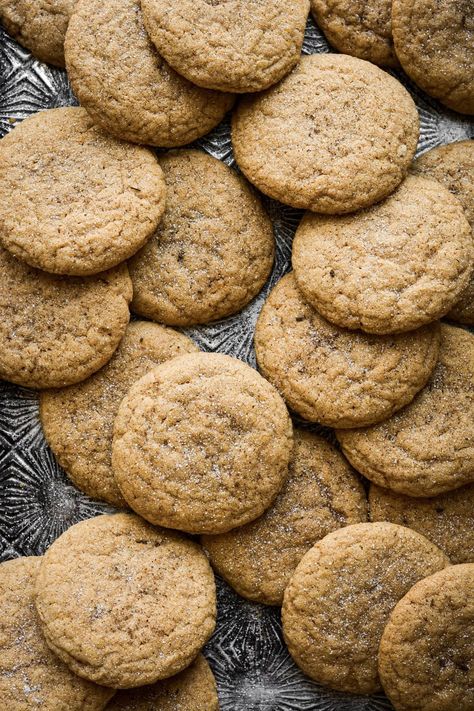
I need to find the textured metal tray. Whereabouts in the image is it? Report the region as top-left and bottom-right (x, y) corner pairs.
(0, 16), (473, 710)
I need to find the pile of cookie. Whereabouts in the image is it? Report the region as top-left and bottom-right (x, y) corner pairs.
(0, 0), (473, 710)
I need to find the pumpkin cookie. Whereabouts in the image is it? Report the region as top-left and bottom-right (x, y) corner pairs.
(129, 150), (274, 327)
(140, 0), (309, 93)
(0, 557), (114, 711)
(338, 325), (474, 497)
(292, 175), (473, 334)
(379, 564), (474, 710)
(202, 429), (367, 606)
(232, 54), (418, 213)
(392, 0), (474, 115)
(112, 352), (293, 534)
(40, 322), (198, 507)
(370, 483), (474, 564)
(35, 514), (216, 689)
(0, 108), (165, 275)
(254, 274), (440, 427)
(282, 522), (449, 694)
(65, 0), (233, 147)
(0, 248), (131, 389)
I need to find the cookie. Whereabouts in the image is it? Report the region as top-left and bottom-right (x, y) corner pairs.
(35, 514), (216, 688)
(379, 564), (474, 710)
(129, 150), (274, 327)
(412, 140), (474, 324)
(232, 54), (418, 213)
(140, 0), (309, 93)
(0, 248), (131, 389)
(392, 0), (474, 115)
(0, 0), (75, 67)
(112, 352), (293, 534)
(369, 483), (474, 564)
(202, 429), (367, 606)
(292, 175), (473, 334)
(338, 324), (474, 497)
(107, 655), (218, 711)
(254, 273), (440, 428)
(0, 557), (114, 711)
(310, 0), (398, 67)
(40, 321), (198, 507)
(282, 522), (449, 694)
(65, 0), (234, 147)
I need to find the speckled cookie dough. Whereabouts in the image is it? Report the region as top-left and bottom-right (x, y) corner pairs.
(0, 248), (132, 389)
(40, 321), (198, 507)
(129, 150), (274, 327)
(35, 514), (216, 689)
(292, 175), (473, 334)
(65, 0), (234, 146)
(112, 352), (293, 534)
(282, 522), (449, 694)
(254, 273), (440, 428)
(0, 108), (166, 275)
(338, 325), (474, 497)
(379, 564), (474, 710)
(232, 54), (419, 213)
(202, 429), (367, 605)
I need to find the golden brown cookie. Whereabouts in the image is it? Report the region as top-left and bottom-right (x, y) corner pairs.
(129, 150), (274, 327)
(107, 655), (218, 711)
(40, 322), (198, 507)
(140, 0), (309, 93)
(232, 54), (419, 213)
(412, 140), (474, 324)
(0, 557), (114, 711)
(0, 0), (75, 66)
(112, 352), (293, 534)
(379, 564), (474, 710)
(0, 248), (131, 389)
(202, 429), (367, 605)
(310, 0), (398, 67)
(282, 522), (449, 694)
(292, 175), (473, 334)
(392, 0), (474, 115)
(0, 108), (165, 275)
(35, 514), (216, 689)
(338, 324), (474, 497)
(254, 273), (440, 428)
(369, 483), (474, 564)
(65, 0), (233, 147)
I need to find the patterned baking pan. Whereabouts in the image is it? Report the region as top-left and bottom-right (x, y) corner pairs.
(0, 16), (473, 711)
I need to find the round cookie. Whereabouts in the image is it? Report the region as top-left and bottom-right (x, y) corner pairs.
(40, 321), (198, 507)
(292, 175), (473, 334)
(129, 150), (274, 327)
(412, 140), (474, 324)
(0, 108), (165, 275)
(0, 0), (75, 67)
(338, 324), (474, 497)
(112, 352), (293, 534)
(282, 522), (449, 694)
(310, 0), (398, 67)
(379, 564), (474, 710)
(392, 0), (474, 115)
(232, 54), (419, 213)
(369, 483), (474, 564)
(0, 557), (114, 711)
(35, 514), (216, 688)
(65, 0), (234, 147)
(140, 0), (309, 93)
(202, 429), (367, 606)
(254, 273), (440, 428)
(107, 655), (218, 711)
(0, 248), (131, 389)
